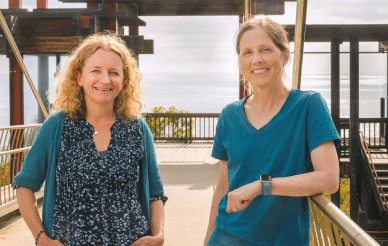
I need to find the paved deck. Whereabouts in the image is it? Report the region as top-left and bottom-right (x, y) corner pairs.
(0, 143), (219, 246)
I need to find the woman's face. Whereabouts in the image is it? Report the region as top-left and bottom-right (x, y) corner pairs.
(77, 48), (124, 108)
(239, 27), (288, 90)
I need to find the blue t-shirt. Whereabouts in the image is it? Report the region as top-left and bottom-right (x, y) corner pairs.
(211, 89), (341, 246)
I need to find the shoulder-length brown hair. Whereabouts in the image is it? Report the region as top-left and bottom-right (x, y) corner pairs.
(52, 32), (142, 121)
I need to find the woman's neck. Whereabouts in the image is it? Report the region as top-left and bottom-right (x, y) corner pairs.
(85, 103), (116, 123)
(248, 83), (290, 112)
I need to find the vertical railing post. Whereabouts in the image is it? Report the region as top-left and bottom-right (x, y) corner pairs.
(349, 38), (360, 221)
(381, 98), (385, 147)
(331, 38), (341, 206)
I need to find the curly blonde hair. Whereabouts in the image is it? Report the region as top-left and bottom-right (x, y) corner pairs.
(52, 32), (142, 121)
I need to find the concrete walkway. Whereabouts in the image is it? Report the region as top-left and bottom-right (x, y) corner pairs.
(0, 143), (219, 246)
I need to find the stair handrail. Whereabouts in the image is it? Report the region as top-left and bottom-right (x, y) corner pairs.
(309, 194), (381, 246)
(359, 131), (388, 210)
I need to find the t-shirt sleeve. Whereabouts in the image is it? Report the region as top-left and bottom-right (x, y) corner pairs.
(211, 109), (228, 161)
(307, 92), (341, 152)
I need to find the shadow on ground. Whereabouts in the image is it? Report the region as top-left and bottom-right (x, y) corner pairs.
(158, 163), (219, 190)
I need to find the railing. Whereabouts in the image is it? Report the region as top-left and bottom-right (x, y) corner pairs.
(0, 123), (383, 245)
(309, 194), (380, 246)
(143, 114), (387, 150)
(0, 125), (41, 210)
(358, 131), (388, 210)
(143, 113), (219, 142)
(340, 118), (387, 157)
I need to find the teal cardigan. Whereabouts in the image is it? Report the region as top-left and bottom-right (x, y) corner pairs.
(13, 111), (165, 237)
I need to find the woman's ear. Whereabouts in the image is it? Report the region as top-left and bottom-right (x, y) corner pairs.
(77, 72), (83, 87)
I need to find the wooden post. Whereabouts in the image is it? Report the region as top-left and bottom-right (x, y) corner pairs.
(37, 0), (47, 9)
(291, 0), (308, 90)
(238, 15), (249, 99)
(244, 0), (250, 21)
(9, 54), (24, 126)
(349, 38), (359, 222)
(8, 1), (23, 125)
(331, 38), (341, 207)
(9, 0), (22, 9)
(104, 2), (117, 32)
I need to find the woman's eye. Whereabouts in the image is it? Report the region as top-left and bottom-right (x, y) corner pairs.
(110, 71), (119, 76)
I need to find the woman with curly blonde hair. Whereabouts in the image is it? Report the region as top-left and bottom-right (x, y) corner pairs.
(13, 32), (167, 246)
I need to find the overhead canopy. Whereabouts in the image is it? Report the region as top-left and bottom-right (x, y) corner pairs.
(59, 0), (297, 16)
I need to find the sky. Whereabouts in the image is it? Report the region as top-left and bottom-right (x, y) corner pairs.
(0, 0), (387, 76)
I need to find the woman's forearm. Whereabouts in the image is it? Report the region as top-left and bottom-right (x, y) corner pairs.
(204, 161), (229, 245)
(16, 187), (45, 238)
(203, 184), (227, 245)
(150, 200), (165, 240)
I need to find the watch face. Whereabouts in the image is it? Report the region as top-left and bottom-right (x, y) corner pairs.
(261, 175), (272, 182)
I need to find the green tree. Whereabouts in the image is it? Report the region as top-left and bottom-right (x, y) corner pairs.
(146, 106), (194, 143)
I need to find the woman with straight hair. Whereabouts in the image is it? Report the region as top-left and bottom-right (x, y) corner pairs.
(204, 17), (341, 246)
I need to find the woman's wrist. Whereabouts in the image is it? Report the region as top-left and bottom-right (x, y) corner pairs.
(153, 233), (164, 243)
(35, 231), (50, 246)
(35, 229), (47, 245)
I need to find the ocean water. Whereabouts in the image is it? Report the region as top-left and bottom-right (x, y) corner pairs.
(0, 72), (386, 127)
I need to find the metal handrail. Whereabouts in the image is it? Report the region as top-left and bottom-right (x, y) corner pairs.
(359, 131), (388, 209)
(309, 194), (380, 246)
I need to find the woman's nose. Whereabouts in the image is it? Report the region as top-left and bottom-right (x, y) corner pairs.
(252, 52), (265, 64)
(100, 71), (111, 83)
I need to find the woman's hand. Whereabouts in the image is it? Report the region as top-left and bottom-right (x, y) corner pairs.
(130, 235), (164, 246)
(226, 180), (261, 213)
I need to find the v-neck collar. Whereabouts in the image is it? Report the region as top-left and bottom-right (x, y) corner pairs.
(239, 89), (295, 133)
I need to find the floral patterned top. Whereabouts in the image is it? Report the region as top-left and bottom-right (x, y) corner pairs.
(51, 117), (167, 245)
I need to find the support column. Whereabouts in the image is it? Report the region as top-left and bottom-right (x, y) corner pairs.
(9, 0), (22, 9)
(349, 39), (359, 221)
(104, 2), (117, 33)
(37, 0), (47, 9)
(38, 55), (49, 123)
(9, 53), (24, 126)
(331, 38), (341, 207)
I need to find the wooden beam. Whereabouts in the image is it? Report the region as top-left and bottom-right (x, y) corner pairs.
(0, 35), (151, 55)
(142, 39), (154, 54)
(285, 25), (388, 42)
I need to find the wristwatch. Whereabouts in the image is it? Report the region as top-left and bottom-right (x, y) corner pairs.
(260, 174), (272, 195)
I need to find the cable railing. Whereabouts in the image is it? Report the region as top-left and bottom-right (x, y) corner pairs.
(309, 194), (380, 246)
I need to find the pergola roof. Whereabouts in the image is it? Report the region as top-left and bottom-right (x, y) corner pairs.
(59, 0), (297, 16)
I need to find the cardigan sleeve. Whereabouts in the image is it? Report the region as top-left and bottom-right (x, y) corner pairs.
(12, 113), (62, 192)
(139, 117), (165, 197)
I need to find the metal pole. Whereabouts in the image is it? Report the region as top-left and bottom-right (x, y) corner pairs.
(0, 10), (49, 119)
(38, 55), (49, 123)
(292, 0), (308, 90)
